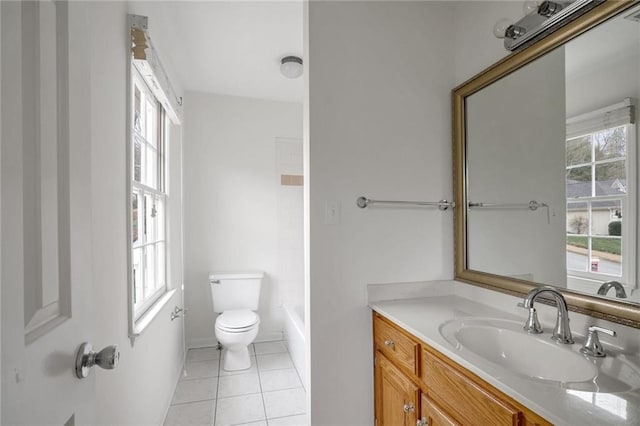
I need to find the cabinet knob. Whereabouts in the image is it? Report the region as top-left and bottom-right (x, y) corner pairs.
(403, 402), (415, 413)
(417, 418), (429, 426)
(384, 339), (395, 349)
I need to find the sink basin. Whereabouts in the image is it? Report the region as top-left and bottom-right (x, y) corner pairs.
(439, 317), (640, 392)
(440, 317), (596, 383)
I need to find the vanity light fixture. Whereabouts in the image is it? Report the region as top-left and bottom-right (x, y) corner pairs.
(493, 19), (527, 40)
(280, 56), (303, 79)
(494, 0), (605, 51)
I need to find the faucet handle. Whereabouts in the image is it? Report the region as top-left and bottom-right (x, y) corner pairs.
(588, 325), (616, 337)
(581, 326), (616, 357)
(523, 307), (543, 334)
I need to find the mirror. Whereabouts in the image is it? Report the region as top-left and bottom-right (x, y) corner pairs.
(454, 0), (640, 327)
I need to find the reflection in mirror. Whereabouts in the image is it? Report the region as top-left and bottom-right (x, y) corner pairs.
(464, 4), (640, 303)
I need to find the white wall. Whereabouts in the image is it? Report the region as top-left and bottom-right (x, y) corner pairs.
(276, 139), (304, 309)
(183, 92), (303, 348)
(307, 2), (455, 423)
(453, 1), (522, 85)
(90, 2), (184, 424)
(466, 48), (567, 286)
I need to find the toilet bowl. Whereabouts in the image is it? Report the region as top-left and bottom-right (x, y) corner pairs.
(208, 271), (264, 371)
(215, 309), (260, 371)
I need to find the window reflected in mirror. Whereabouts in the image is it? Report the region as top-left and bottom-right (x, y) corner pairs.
(566, 122), (631, 287)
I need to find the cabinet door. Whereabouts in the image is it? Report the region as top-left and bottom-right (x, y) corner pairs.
(375, 352), (419, 426)
(420, 394), (460, 426)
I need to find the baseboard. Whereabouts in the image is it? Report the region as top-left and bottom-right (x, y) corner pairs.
(187, 330), (284, 350)
(187, 336), (218, 349)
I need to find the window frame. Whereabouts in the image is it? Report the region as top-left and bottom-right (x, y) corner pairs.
(565, 105), (636, 290)
(127, 65), (171, 338)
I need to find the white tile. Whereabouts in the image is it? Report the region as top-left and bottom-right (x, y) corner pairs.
(182, 359), (219, 380)
(164, 400), (214, 426)
(187, 347), (222, 362)
(215, 393), (265, 426)
(217, 373), (261, 398)
(236, 422), (267, 426)
(259, 369), (301, 392)
(172, 377), (218, 405)
(257, 353), (293, 371)
(268, 414), (308, 426)
(263, 388), (306, 419)
(219, 358), (258, 376)
(254, 341), (288, 355)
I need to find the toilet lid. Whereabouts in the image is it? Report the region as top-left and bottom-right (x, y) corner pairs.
(217, 310), (259, 330)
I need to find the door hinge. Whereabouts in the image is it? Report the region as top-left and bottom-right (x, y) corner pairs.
(374, 417), (378, 426)
(374, 355), (377, 367)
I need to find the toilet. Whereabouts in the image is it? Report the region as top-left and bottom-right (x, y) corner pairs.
(209, 271), (264, 371)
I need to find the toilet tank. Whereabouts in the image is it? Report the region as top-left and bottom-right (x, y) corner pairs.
(209, 271), (264, 313)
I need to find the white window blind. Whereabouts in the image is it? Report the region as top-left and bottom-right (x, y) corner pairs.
(567, 98), (635, 139)
(130, 14), (182, 125)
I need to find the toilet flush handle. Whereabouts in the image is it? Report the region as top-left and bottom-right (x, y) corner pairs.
(211, 279), (221, 284)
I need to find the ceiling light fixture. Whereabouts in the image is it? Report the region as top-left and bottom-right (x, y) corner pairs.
(280, 56), (303, 79)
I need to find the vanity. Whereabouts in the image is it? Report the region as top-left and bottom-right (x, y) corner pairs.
(370, 284), (640, 425)
(372, 307), (549, 426)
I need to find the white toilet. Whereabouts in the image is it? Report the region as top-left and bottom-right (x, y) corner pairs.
(209, 271), (264, 371)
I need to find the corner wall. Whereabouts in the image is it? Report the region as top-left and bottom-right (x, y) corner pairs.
(307, 2), (455, 423)
(182, 92), (303, 348)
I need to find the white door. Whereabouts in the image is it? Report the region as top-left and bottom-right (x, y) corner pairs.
(2, 2), (98, 424)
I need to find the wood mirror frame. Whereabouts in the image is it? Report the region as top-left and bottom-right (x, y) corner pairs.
(453, 0), (640, 328)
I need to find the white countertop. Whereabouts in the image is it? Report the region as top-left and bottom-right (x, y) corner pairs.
(370, 294), (640, 426)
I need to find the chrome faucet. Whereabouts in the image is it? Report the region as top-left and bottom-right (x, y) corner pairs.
(597, 280), (627, 298)
(520, 286), (574, 344)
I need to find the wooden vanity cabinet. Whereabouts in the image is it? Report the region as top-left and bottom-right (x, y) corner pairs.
(373, 312), (552, 426)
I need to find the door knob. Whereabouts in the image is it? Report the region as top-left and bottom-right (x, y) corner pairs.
(75, 342), (120, 379)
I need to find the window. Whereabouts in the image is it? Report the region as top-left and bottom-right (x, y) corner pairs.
(130, 67), (168, 319)
(566, 100), (636, 286)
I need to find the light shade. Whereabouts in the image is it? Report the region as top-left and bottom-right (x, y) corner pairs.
(280, 56), (303, 79)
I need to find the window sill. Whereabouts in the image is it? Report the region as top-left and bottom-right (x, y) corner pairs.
(129, 288), (178, 345)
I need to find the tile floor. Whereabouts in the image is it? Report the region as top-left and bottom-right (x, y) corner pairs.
(165, 341), (307, 426)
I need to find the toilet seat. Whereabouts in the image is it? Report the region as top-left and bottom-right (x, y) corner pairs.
(216, 310), (260, 333)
